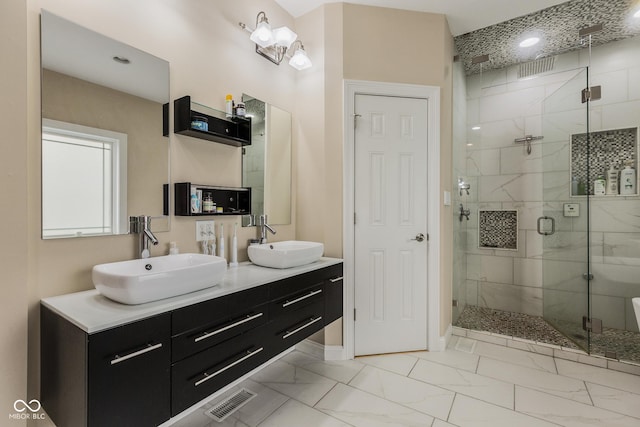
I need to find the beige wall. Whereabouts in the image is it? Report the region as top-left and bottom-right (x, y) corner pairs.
(0, 1), (455, 421)
(1, 0), (28, 424)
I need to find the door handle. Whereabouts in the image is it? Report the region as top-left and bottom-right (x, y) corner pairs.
(537, 216), (555, 236)
(411, 233), (426, 242)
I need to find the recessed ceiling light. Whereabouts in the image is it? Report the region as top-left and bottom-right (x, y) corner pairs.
(466, 143), (474, 147)
(112, 56), (130, 64)
(519, 37), (540, 48)
(471, 126), (481, 130)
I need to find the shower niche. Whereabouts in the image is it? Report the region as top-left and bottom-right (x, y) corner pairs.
(478, 209), (518, 251)
(570, 127), (638, 197)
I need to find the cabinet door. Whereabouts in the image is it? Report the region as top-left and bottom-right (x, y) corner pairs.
(88, 314), (171, 427)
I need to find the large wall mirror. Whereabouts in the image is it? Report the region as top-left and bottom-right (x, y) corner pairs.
(242, 95), (292, 225)
(40, 10), (170, 239)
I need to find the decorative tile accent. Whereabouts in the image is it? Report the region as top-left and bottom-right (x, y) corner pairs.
(455, 0), (640, 75)
(478, 210), (518, 250)
(570, 127), (638, 196)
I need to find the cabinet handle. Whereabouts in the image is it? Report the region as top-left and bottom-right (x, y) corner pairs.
(110, 343), (163, 365)
(194, 312), (264, 343)
(194, 347), (264, 387)
(282, 289), (323, 308)
(282, 316), (323, 339)
(329, 276), (343, 283)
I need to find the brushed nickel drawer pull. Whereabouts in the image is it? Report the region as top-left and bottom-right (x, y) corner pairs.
(195, 347), (264, 387)
(329, 276), (343, 283)
(110, 343), (163, 365)
(282, 316), (323, 339)
(282, 289), (322, 308)
(194, 312), (264, 343)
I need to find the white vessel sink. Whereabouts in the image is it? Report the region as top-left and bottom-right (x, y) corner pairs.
(92, 254), (227, 305)
(633, 298), (640, 330)
(248, 241), (324, 269)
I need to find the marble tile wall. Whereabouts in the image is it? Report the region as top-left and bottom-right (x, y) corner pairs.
(461, 35), (640, 332)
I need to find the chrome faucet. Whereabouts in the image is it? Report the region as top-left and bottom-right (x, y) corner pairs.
(130, 215), (159, 258)
(258, 214), (276, 244)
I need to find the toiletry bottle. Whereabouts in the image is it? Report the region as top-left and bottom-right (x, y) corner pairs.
(620, 161), (637, 195)
(594, 175), (606, 196)
(606, 164), (619, 195)
(571, 176), (579, 196)
(169, 241), (179, 255)
(229, 223), (238, 267)
(577, 179), (586, 196)
(218, 223), (226, 262)
(225, 94), (234, 118)
(190, 187), (200, 213)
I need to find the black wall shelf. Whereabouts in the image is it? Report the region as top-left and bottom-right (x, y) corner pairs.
(175, 182), (251, 216)
(174, 96), (251, 147)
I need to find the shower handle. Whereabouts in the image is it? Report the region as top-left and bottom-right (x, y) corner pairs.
(537, 216), (555, 236)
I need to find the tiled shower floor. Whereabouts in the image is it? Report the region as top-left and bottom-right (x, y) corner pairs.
(455, 305), (640, 364)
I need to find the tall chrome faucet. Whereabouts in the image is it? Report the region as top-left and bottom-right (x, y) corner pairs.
(258, 214), (276, 244)
(130, 215), (159, 258)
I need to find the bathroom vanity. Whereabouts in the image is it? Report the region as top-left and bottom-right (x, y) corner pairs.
(40, 258), (343, 427)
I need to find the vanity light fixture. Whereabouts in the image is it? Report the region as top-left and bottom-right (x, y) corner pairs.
(239, 11), (312, 70)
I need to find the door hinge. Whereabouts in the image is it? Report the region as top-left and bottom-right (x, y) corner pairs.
(581, 86), (602, 103)
(582, 316), (603, 334)
(353, 308), (356, 321)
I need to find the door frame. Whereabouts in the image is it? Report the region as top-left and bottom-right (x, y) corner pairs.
(343, 79), (442, 359)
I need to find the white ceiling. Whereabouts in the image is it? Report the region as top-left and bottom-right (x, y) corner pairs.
(274, 0), (571, 36)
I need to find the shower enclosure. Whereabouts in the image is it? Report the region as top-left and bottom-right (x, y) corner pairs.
(453, 35), (640, 366)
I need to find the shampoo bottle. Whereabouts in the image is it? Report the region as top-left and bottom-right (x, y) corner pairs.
(606, 164), (619, 195)
(229, 223), (238, 267)
(594, 175), (606, 196)
(620, 161), (637, 195)
(225, 94), (234, 118)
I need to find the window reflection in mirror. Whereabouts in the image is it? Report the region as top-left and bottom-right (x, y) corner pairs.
(40, 10), (170, 239)
(242, 95), (292, 225)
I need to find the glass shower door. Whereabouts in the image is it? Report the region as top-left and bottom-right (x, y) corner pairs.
(541, 67), (591, 352)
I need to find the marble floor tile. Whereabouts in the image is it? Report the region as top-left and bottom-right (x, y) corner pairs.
(355, 352), (419, 376)
(448, 394), (558, 427)
(515, 386), (640, 427)
(282, 351), (365, 383)
(472, 341), (557, 373)
(408, 344), (480, 373)
(433, 419), (459, 427)
(348, 365), (455, 420)
(586, 382), (640, 418)
(217, 379), (289, 427)
(315, 383), (435, 427)
(477, 357), (591, 404)
(249, 360), (337, 406)
(409, 358), (515, 409)
(258, 399), (351, 427)
(555, 358), (640, 394)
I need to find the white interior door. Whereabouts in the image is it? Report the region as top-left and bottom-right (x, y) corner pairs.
(354, 94), (429, 356)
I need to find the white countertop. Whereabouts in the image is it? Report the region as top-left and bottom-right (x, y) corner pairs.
(41, 257), (343, 334)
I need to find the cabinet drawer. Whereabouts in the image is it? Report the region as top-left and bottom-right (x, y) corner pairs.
(171, 324), (269, 416)
(269, 284), (324, 319)
(172, 303), (268, 362)
(172, 285), (268, 335)
(268, 268), (327, 301)
(325, 273), (343, 325)
(88, 314), (171, 427)
(271, 300), (325, 354)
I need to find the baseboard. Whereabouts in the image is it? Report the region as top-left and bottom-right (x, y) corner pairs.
(295, 339), (347, 360)
(429, 323), (452, 352)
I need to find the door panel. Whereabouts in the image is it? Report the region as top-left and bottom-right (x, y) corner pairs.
(354, 94), (429, 356)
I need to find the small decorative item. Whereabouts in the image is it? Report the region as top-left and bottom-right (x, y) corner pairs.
(191, 115), (209, 131)
(235, 102), (246, 118)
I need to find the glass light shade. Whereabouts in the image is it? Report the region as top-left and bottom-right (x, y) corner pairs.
(273, 26), (297, 49)
(289, 48), (312, 70)
(250, 21), (275, 48)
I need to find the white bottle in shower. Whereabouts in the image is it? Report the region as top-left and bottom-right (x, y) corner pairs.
(620, 161), (636, 195)
(606, 164), (619, 195)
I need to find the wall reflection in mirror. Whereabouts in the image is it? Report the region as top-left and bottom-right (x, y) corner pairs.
(40, 10), (170, 239)
(242, 95), (292, 226)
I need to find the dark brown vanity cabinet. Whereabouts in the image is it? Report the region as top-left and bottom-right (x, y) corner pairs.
(41, 308), (171, 427)
(41, 262), (343, 426)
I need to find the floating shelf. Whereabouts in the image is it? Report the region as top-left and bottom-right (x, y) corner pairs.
(174, 182), (251, 216)
(174, 96), (251, 147)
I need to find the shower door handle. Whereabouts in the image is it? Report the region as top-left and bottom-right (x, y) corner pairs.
(537, 216), (555, 236)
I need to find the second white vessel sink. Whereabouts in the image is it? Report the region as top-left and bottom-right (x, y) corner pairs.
(92, 253), (227, 305)
(248, 240), (324, 269)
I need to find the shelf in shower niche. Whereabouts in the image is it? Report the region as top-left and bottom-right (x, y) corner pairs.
(478, 210), (518, 251)
(570, 127), (638, 197)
